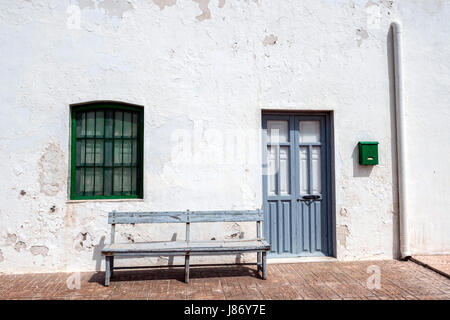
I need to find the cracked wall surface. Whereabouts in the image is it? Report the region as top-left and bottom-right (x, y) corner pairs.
(0, 0), (449, 273)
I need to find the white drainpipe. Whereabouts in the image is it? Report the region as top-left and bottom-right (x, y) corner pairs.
(392, 22), (411, 259)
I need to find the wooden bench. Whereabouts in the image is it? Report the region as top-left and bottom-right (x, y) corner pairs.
(101, 210), (270, 286)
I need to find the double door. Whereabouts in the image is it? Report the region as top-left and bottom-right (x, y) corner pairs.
(262, 114), (332, 257)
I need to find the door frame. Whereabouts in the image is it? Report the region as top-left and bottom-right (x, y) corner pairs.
(261, 111), (335, 258)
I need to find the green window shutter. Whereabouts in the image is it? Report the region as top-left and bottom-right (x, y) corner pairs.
(70, 103), (144, 200)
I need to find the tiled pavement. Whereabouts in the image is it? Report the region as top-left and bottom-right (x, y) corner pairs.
(0, 260), (449, 300)
(411, 255), (450, 278)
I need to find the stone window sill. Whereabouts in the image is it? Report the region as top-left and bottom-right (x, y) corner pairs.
(66, 199), (145, 204)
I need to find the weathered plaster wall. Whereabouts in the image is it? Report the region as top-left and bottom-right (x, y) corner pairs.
(397, 1), (450, 255)
(0, 0), (448, 273)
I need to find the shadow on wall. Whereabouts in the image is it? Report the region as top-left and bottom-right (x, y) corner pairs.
(168, 233), (177, 267)
(93, 236), (106, 271)
(352, 144), (374, 177)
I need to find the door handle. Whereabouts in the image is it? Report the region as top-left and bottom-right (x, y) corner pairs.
(299, 195), (321, 201)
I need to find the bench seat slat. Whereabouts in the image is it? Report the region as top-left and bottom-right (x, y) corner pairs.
(102, 240), (270, 254)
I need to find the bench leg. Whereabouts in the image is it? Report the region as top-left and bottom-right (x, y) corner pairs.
(110, 256), (114, 278)
(105, 256), (111, 286)
(257, 252), (262, 272)
(261, 251), (267, 280)
(185, 254), (190, 284)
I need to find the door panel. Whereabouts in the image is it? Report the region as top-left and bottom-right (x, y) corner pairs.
(279, 146), (290, 195)
(262, 114), (332, 257)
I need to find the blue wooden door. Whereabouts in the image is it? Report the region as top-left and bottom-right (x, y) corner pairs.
(262, 114), (332, 257)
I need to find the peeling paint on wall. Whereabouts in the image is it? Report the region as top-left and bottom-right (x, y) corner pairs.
(64, 206), (77, 228)
(152, 0), (177, 10)
(39, 144), (66, 197)
(263, 34), (278, 46)
(76, 0), (134, 17)
(0, 250), (3, 263)
(122, 233), (135, 243)
(340, 207), (349, 217)
(365, 1), (384, 30)
(76, 0), (96, 10)
(337, 225), (350, 248)
(30, 246), (49, 257)
(365, 0), (378, 8)
(75, 232), (95, 251)
(418, 0), (444, 15)
(225, 223), (244, 239)
(6, 233), (18, 246)
(98, 0), (134, 17)
(193, 0), (212, 21)
(379, 0), (394, 9)
(14, 241), (27, 252)
(76, 0), (227, 22)
(356, 28), (369, 46)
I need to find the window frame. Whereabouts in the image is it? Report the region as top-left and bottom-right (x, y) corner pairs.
(70, 102), (144, 200)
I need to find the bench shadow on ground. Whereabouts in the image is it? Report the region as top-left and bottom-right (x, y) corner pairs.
(88, 265), (261, 284)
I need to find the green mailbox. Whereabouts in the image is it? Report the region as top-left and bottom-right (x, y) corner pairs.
(358, 141), (379, 165)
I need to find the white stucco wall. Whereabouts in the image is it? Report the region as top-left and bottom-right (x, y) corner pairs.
(0, 0), (448, 273)
(398, 1), (450, 255)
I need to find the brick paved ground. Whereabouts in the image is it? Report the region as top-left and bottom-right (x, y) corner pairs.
(411, 255), (450, 278)
(0, 260), (449, 300)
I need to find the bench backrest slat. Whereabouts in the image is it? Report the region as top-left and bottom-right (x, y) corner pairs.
(188, 211), (262, 222)
(108, 210), (263, 224)
(109, 212), (187, 224)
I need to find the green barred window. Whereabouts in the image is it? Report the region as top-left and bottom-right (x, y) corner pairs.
(70, 103), (143, 200)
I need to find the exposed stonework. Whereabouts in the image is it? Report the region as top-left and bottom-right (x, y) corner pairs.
(193, 0), (211, 21)
(64, 206), (77, 228)
(75, 232), (95, 252)
(122, 233), (135, 243)
(5, 233), (18, 246)
(340, 207), (349, 217)
(356, 28), (369, 46)
(337, 225), (350, 248)
(419, 0), (444, 15)
(379, 0), (394, 9)
(75, 0), (227, 23)
(98, 0), (134, 17)
(76, 0), (96, 10)
(263, 34), (278, 46)
(152, 0), (177, 10)
(225, 223), (244, 240)
(365, 0), (379, 8)
(14, 241), (27, 252)
(39, 144), (66, 197)
(76, 0), (134, 17)
(30, 246), (49, 257)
